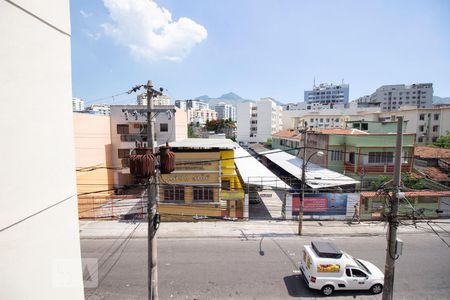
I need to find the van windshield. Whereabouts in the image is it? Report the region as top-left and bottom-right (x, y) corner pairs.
(356, 259), (371, 275)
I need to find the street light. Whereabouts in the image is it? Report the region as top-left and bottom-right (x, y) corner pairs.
(298, 131), (324, 235)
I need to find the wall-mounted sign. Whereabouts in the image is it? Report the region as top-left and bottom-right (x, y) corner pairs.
(292, 194), (347, 216)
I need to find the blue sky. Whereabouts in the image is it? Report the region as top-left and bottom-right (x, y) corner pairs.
(71, 0), (450, 105)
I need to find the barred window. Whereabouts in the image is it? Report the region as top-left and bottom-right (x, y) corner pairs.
(331, 150), (343, 161)
(368, 152), (393, 164)
(163, 187), (185, 203)
(117, 124), (129, 134)
(193, 187), (214, 202)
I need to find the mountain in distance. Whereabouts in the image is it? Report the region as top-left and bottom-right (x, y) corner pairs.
(194, 92), (284, 107)
(433, 96), (450, 105)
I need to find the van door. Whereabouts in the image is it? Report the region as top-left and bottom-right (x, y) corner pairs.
(347, 268), (370, 290)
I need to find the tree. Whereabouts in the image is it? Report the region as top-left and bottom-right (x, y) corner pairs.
(266, 138), (272, 149)
(188, 122), (197, 138)
(433, 134), (450, 148)
(370, 174), (426, 191)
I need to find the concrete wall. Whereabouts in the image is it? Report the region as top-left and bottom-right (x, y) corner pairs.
(0, 1), (84, 299)
(73, 113), (113, 195)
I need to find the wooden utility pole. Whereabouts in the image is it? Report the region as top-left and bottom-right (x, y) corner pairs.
(382, 116), (403, 300)
(146, 80), (158, 300)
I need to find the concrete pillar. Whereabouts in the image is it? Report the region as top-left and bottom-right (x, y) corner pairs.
(244, 194), (249, 219)
(285, 193), (293, 220)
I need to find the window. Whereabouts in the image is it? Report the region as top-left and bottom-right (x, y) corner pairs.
(222, 180), (231, 190)
(361, 123), (369, 130)
(118, 149), (130, 159)
(348, 152), (355, 164)
(117, 124), (129, 134)
(193, 187), (214, 202)
(419, 114), (425, 121)
(418, 137), (423, 143)
(351, 269), (367, 278)
(353, 123), (361, 129)
(419, 125), (424, 132)
(163, 187), (185, 203)
(434, 114), (439, 120)
(331, 150), (343, 161)
(160, 123), (168, 132)
(433, 125), (439, 132)
(368, 152), (393, 164)
(346, 269), (351, 277)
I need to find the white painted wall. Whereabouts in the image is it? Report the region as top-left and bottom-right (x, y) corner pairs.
(0, 1), (84, 299)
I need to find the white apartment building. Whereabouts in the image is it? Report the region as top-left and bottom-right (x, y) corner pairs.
(282, 102), (380, 130)
(360, 106), (450, 145)
(214, 102), (236, 121)
(187, 108), (218, 124)
(356, 83), (433, 111)
(237, 98), (283, 143)
(85, 104), (110, 115)
(72, 97), (85, 111)
(137, 92), (171, 106)
(175, 99), (209, 110)
(110, 105), (187, 185)
(1, 1), (84, 299)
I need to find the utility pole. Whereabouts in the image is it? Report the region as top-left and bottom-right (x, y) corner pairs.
(146, 80), (158, 300)
(298, 130), (307, 235)
(382, 116), (403, 300)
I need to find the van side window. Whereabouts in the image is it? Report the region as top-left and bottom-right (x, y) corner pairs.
(351, 269), (367, 278)
(345, 268), (351, 277)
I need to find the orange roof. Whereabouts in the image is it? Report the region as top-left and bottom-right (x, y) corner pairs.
(361, 191), (450, 197)
(314, 128), (369, 135)
(272, 129), (302, 140)
(422, 167), (450, 182)
(415, 146), (450, 159)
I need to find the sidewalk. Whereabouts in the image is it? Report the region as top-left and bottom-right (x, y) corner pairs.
(79, 219), (450, 239)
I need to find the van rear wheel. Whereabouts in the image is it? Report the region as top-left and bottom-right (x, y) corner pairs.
(370, 284), (383, 294)
(321, 285), (334, 296)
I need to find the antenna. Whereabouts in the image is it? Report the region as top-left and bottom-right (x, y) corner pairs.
(313, 76), (316, 88)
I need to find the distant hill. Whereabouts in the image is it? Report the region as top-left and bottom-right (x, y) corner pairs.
(194, 92), (284, 108)
(433, 96), (450, 105)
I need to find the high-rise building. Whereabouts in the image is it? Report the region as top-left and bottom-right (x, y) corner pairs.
(237, 98), (283, 143)
(85, 104), (110, 115)
(137, 92), (171, 106)
(356, 83), (433, 112)
(305, 83), (350, 106)
(72, 97), (85, 111)
(214, 102), (236, 121)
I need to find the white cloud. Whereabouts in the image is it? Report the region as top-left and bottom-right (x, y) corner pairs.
(80, 10), (93, 18)
(85, 30), (101, 40)
(102, 0), (207, 62)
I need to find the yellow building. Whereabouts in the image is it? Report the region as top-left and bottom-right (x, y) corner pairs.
(159, 139), (244, 220)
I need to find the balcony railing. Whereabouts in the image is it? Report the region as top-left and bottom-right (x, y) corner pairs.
(120, 134), (147, 142)
(344, 162), (410, 174)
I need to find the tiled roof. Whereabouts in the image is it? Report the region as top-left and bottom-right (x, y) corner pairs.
(315, 128), (369, 135)
(422, 167), (450, 182)
(272, 129), (301, 139)
(360, 191), (450, 197)
(415, 146), (450, 159)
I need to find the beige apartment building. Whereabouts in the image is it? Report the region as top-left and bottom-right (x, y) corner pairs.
(360, 106), (450, 145)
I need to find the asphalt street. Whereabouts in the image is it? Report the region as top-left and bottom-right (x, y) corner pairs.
(81, 230), (450, 300)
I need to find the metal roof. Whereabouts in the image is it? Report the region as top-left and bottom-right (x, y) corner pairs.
(261, 149), (359, 189)
(169, 138), (236, 150)
(234, 146), (292, 190)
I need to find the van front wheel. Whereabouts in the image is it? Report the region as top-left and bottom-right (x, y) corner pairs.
(321, 285), (334, 296)
(370, 284), (383, 294)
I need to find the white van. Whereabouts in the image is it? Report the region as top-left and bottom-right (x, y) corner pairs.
(299, 241), (384, 296)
